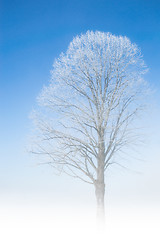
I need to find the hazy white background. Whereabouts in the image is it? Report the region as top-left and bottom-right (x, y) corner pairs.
(1, 102), (160, 239)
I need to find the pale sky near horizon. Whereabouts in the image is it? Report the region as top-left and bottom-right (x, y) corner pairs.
(1, 0), (160, 219)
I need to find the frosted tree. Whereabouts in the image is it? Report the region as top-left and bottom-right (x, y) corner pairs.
(31, 31), (147, 221)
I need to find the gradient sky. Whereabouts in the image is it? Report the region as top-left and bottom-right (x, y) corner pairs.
(0, 0), (160, 208)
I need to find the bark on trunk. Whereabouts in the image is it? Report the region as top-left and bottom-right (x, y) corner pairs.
(95, 133), (105, 224)
(95, 180), (105, 223)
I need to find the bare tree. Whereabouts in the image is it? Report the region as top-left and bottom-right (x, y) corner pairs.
(31, 31), (147, 222)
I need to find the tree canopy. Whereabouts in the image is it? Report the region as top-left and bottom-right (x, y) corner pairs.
(31, 31), (147, 186)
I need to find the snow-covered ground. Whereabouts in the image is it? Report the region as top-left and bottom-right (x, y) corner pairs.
(0, 203), (159, 240)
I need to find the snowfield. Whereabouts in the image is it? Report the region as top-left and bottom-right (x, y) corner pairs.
(0, 203), (159, 240)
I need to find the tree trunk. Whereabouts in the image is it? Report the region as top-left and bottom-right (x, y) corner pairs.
(95, 180), (105, 223)
(95, 133), (105, 224)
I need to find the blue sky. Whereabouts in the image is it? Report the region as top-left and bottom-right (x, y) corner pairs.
(0, 0), (160, 207)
